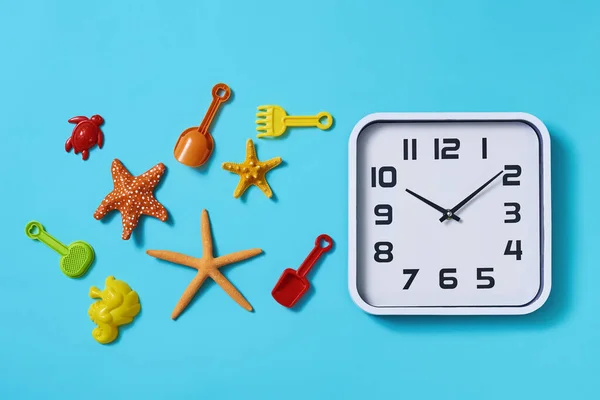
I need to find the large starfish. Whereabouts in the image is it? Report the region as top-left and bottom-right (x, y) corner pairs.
(94, 159), (168, 240)
(146, 209), (262, 320)
(222, 139), (282, 198)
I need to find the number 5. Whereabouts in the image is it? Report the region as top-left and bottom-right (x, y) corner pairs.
(476, 268), (495, 289)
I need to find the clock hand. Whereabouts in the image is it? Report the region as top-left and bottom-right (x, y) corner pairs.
(405, 189), (460, 222)
(439, 170), (504, 222)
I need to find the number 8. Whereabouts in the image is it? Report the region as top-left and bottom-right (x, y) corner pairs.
(374, 242), (393, 263)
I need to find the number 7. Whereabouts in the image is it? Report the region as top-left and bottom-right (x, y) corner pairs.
(403, 269), (419, 290)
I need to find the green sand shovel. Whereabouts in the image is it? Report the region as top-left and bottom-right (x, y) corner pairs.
(25, 221), (94, 278)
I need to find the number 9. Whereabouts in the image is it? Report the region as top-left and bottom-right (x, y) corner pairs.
(374, 204), (393, 225)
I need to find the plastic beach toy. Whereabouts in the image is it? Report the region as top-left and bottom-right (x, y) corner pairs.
(174, 83), (231, 167)
(25, 221), (94, 278)
(256, 105), (333, 138)
(89, 276), (141, 344)
(272, 234), (334, 308)
(65, 115), (104, 160)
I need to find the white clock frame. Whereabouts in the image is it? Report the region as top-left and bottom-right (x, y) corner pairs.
(348, 112), (551, 315)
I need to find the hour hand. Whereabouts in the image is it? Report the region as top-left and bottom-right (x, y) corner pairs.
(405, 189), (460, 221)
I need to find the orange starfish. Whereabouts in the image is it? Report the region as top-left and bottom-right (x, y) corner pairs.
(94, 159), (168, 240)
(146, 209), (262, 320)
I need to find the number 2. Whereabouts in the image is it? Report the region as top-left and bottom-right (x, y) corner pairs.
(503, 165), (521, 186)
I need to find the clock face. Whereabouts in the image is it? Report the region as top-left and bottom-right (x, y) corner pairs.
(348, 113), (551, 315)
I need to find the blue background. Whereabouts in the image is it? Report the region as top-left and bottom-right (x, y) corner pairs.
(0, 0), (595, 398)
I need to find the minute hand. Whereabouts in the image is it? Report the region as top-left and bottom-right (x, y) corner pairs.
(439, 171), (504, 222)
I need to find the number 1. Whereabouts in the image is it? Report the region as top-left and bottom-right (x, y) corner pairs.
(482, 138), (487, 159)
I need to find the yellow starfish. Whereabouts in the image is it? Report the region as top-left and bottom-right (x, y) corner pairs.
(222, 139), (282, 198)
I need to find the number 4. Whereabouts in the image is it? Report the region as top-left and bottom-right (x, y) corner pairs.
(504, 240), (522, 260)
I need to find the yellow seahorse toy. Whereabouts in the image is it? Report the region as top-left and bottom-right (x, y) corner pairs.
(88, 276), (141, 344)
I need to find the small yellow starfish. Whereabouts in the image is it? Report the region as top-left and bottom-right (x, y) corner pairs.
(222, 139), (282, 198)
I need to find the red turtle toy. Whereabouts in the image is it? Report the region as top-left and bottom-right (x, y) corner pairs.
(65, 115), (104, 160)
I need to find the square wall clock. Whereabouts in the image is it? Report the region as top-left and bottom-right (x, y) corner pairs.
(348, 113), (551, 315)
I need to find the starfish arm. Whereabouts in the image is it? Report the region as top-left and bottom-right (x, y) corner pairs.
(138, 162), (166, 189)
(214, 248), (263, 269)
(245, 139), (258, 161)
(171, 271), (209, 320)
(200, 209), (214, 257)
(146, 250), (199, 269)
(255, 179), (274, 198)
(141, 197), (168, 221)
(111, 159), (134, 187)
(93, 190), (120, 219)
(120, 211), (140, 240)
(233, 178), (252, 198)
(222, 162), (244, 173)
(261, 156), (282, 172)
(208, 269), (253, 311)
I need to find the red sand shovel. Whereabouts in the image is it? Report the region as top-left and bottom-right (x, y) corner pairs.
(272, 234), (334, 308)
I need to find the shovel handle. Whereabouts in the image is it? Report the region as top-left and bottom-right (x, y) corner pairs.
(297, 234), (333, 278)
(198, 83), (231, 134)
(25, 221), (69, 256)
